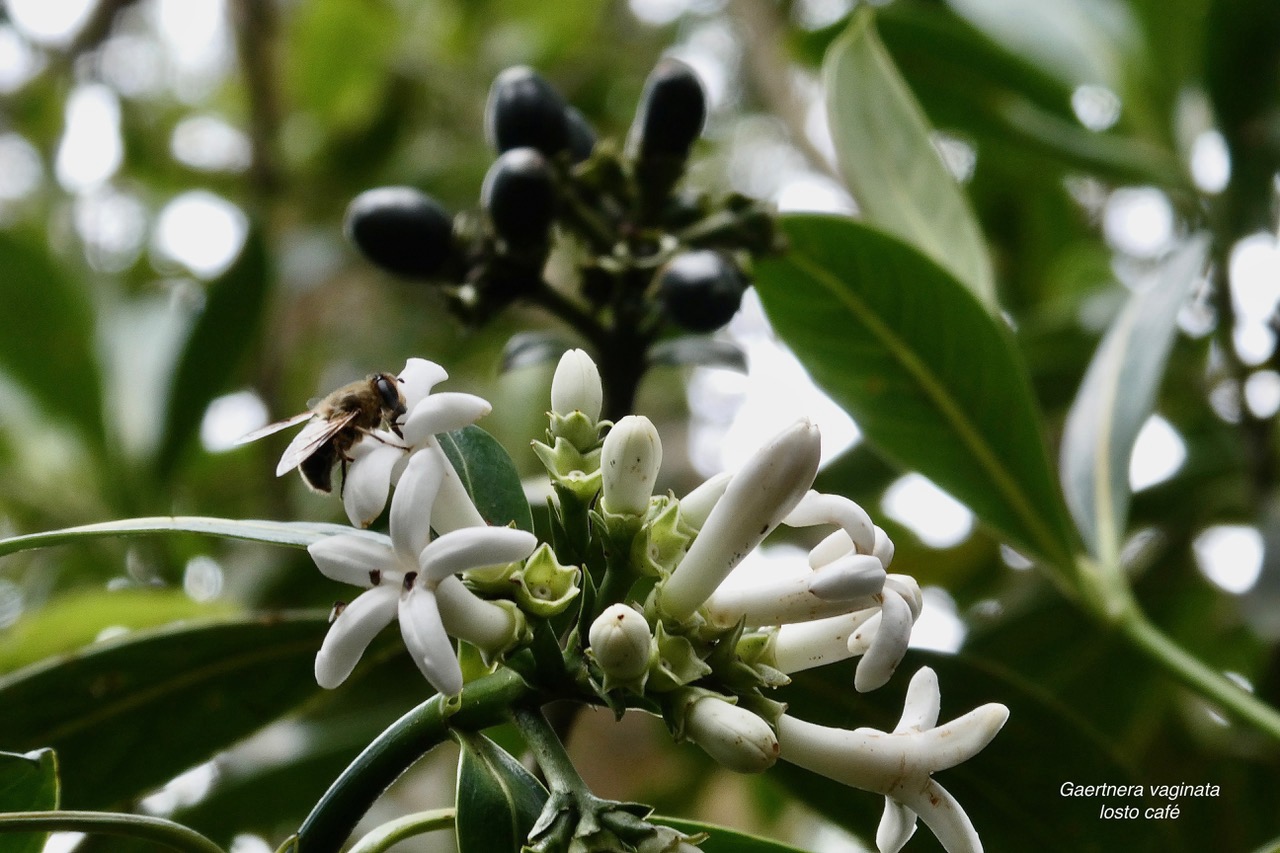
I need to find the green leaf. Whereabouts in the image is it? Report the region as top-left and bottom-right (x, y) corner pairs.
(454, 732), (548, 853)
(774, 650), (1168, 853)
(0, 613), (328, 809)
(652, 817), (807, 853)
(0, 232), (104, 446)
(0, 749), (59, 853)
(0, 589), (232, 674)
(439, 426), (535, 532)
(155, 228), (271, 482)
(755, 215), (1078, 574)
(823, 7), (995, 308)
(0, 515), (387, 561)
(1059, 236), (1208, 565)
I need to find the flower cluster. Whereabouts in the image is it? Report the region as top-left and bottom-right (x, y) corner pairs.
(294, 351), (1008, 853)
(541, 349), (1009, 853)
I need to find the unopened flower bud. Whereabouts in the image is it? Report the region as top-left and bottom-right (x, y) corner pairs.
(589, 603), (653, 683)
(551, 348), (603, 422)
(601, 415), (663, 517)
(676, 471), (731, 532)
(660, 419), (820, 622)
(685, 696), (779, 773)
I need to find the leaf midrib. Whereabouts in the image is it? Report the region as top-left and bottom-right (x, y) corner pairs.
(787, 250), (1068, 567)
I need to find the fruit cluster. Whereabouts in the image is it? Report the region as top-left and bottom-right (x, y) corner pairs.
(343, 59), (778, 338)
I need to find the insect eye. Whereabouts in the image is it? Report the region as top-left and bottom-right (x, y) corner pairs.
(375, 375), (400, 407)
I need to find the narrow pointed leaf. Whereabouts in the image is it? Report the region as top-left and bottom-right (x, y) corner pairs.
(0, 749), (59, 853)
(756, 215), (1078, 575)
(454, 732), (548, 853)
(439, 426), (535, 531)
(824, 7), (995, 308)
(0, 516), (388, 560)
(0, 614), (328, 808)
(1060, 236), (1209, 564)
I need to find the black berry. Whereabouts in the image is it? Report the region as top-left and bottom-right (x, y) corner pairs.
(631, 58), (706, 162)
(344, 187), (454, 279)
(482, 148), (557, 248)
(565, 106), (597, 163)
(486, 66), (571, 158)
(656, 250), (747, 332)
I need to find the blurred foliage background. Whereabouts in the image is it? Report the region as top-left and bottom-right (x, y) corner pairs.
(1, 0), (1279, 850)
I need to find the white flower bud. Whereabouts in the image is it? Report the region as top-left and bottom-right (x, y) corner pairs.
(601, 415), (663, 517)
(589, 603), (654, 681)
(551, 348), (603, 422)
(685, 696), (779, 773)
(660, 419), (820, 622)
(677, 472), (731, 531)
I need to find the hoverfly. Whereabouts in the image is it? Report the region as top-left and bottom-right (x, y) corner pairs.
(238, 372), (407, 494)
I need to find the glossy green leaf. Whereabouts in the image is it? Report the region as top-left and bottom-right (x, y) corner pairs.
(1060, 236), (1208, 564)
(155, 228), (271, 481)
(0, 232), (104, 447)
(0, 515), (387, 561)
(653, 817), (807, 853)
(823, 7), (995, 308)
(774, 650), (1168, 853)
(454, 732), (548, 853)
(0, 614), (328, 809)
(755, 215), (1078, 574)
(0, 589), (232, 675)
(0, 749), (59, 853)
(439, 426), (535, 532)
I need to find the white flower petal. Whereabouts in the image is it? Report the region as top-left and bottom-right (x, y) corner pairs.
(855, 588), (914, 693)
(807, 554), (886, 601)
(895, 780), (982, 853)
(873, 525), (895, 569)
(399, 585), (463, 696)
(343, 440), (404, 528)
(847, 610), (881, 657)
(678, 472), (731, 531)
(436, 575), (520, 651)
(401, 392), (493, 447)
(314, 585), (398, 689)
(308, 535), (396, 586)
(390, 450), (444, 565)
(914, 703), (1009, 774)
(419, 526), (538, 584)
(430, 449), (487, 532)
(885, 574), (923, 620)
(398, 358), (448, 410)
(877, 799), (918, 853)
(785, 491), (876, 555)
(895, 667), (941, 732)
(808, 528), (854, 569)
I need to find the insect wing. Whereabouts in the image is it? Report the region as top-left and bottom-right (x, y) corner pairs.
(234, 411), (313, 446)
(275, 412), (358, 476)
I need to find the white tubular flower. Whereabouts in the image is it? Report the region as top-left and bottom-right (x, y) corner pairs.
(853, 587), (914, 693)
(551, 348), (603, 422)
(659, 419), (821, 623)
(309, 450), (536, 695)
(343, 358), (492, 528)
(702, 553), (886, 628)
(770, 608), (879, 674)
(684, 696), (779, 773)
(778, 668), (1009, 853)
(600, 415), (663, 517)
(588, 603), (654, 685)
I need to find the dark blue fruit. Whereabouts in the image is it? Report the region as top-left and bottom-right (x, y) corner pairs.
(482, 148), (556, 248)
(486, 66), (571, 158)
(344, 187), (453, 279)
(656, 250), (746, 332)
(631, 58), (706, 162)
